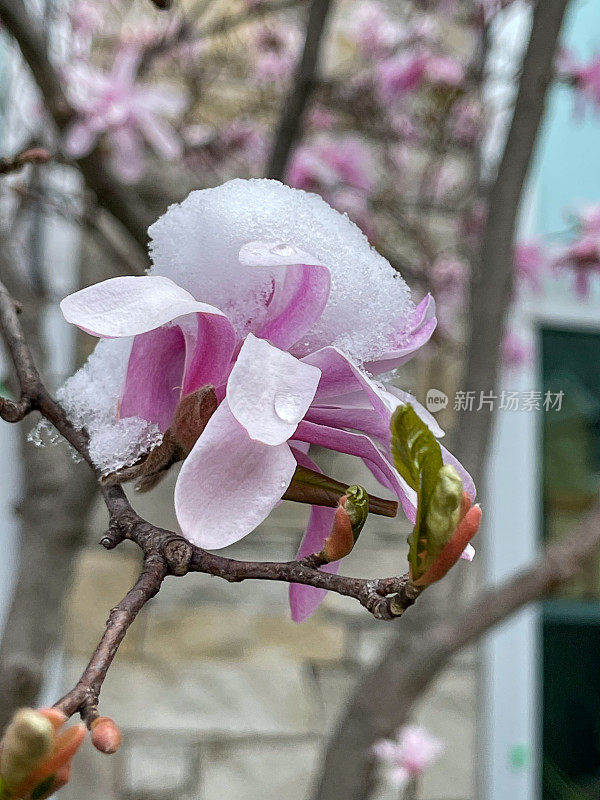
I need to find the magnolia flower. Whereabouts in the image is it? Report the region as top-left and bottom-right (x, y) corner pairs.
(63, 45), (187, 182)
(373, 725), (443, 788)
(59, 180), (475, 621)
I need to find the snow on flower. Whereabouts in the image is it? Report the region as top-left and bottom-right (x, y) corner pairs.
(373, 725), (444, 788)
(63, 44), (188, 182)
(58, 179), (475, 621)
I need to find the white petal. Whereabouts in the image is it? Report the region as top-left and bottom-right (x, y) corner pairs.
(60, 275), (226, 338)
(227, 333), (321, 445)
(174, 400), (296, 549)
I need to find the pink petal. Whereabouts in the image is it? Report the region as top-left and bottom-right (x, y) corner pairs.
(135, 108), (183, 161)
(304, 346), (389, 409)
(179, 313), (237, 395)
(288, 446), (338, 622)
(110, 125), (144, 183)
(63, 120), (97, 157)
(365, 294), (437, 375)
(239, 241), (331, 350)
(60, 275), (227, 338)
(257, 263), (330, 350)
(292, 420), (416, 522)
(112, 44), (141, 87)
(119, 325), (185, 431)
(226, 334), (321, 446)
(174, 400), (297, 548)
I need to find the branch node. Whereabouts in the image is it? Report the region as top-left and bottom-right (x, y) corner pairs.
(162, 538), (193, 575)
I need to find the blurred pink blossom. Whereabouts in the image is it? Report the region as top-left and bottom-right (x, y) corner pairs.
(558, 49), (600, 110)
(253, 23), (300, 83)
(430, 257), (467, 336)
(377, 53), (427, 103)
(287, 136), (375, 195)
(450, 98), (483, 144)
(425, 55), (465, 88)
(514, 241), (546, 293)
(502, 331), (532, 369)
(373, 725), (443, 788)
(345, 1), (401, 59)
(63, 45), (187, 182)
(552, 205), (600, 297)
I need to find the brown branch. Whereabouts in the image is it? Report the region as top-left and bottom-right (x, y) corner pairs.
(0, 0), (153, 251)
(55, 555), (168, 724)
(266, 0), (332, 180)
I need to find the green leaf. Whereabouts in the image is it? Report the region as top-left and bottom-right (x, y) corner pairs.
(390, 405), (462, 578)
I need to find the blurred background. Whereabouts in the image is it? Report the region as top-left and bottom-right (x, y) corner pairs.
(1, 0), (600, 798)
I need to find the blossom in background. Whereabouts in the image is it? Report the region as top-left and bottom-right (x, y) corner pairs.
(514, 241), (546, 293)
(344, 1), (401, 59)
(59, 180), (475, 622)
(502, 330), (532, 370)
(553, 205), (600, 297)
(430, 257), (468, 337)
(373, 725), (444, 788)
(558, 49), (600, 111)
(63, 45), (188, 182)
(287, 136), (376, 233)
(377, 51), (465, 104)
(253, 22), (300, 84)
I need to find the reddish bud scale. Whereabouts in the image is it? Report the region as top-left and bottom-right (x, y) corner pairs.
(91, 717), (122, 754)
(414, 496), (482, 587)
(321, 498), (355, 562)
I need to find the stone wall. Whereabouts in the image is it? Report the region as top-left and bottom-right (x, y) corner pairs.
(60, 451), (476, 800)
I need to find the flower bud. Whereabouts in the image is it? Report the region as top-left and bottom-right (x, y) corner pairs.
(321, 485), (369, 562)
(0, 709), (54, 788)
(91, 717), (122, 754)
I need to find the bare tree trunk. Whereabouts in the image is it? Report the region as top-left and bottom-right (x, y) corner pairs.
(312, 3), (570, 799)
(266, 0), (332, 180)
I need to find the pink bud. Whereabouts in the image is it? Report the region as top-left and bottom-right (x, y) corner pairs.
(91, 718), (122, 754)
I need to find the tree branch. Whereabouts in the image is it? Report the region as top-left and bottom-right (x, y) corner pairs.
(266, 0), (332, 180)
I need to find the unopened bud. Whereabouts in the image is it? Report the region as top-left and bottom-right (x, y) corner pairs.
(321, 486), (369, 562)
(0, 709), (54, 788)
(91, 717), (122, 754)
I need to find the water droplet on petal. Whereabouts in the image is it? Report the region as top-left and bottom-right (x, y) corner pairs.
(274, 391), (304, 424)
